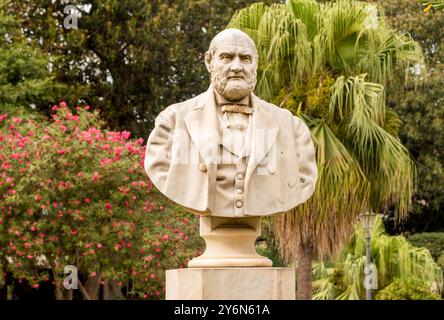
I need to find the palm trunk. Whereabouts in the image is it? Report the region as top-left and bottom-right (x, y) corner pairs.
(297, 247), (313, 300)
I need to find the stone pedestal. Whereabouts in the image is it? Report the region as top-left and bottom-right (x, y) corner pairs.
(166, 268), (295, 300)
(188, 216), (272, 268)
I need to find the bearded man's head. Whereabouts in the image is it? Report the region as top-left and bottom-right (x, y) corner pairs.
(205, 29), (258, 102)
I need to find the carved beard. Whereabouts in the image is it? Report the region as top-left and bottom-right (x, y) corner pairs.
(211, 70), (257, 102)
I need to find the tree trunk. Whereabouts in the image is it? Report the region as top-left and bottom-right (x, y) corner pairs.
(297, 247), (313, 300)
(85, 271), (103, 300)
(102, 280), (125, 300)
(6, 284), (13, 300)
(54, 282), (64, 300)
(78, 281), (91, 300)
(64, 289), (73, 300)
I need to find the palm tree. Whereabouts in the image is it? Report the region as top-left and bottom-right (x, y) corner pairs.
(312, 215), (443, 299)
(229, 0), (425, 299)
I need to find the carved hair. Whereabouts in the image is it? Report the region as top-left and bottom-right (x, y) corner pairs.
(205, 28), (259, 66)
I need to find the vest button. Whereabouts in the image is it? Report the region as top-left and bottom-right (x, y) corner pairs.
(237, 173), (244, 180)
(236, 188), (243, 194)
(236, 201), (243, 208)
(199, 163), (207, 172)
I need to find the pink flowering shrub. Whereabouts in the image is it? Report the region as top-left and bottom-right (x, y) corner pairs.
(0, 103), (202, 299)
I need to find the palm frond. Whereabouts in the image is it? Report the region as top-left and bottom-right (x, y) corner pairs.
(275, 119), (369, 261)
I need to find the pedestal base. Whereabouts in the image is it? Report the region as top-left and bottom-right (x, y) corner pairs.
(166, 268), (295, 300)
(188, 216), (273, 268)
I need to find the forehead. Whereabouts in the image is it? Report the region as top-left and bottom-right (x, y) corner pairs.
(212, 34), (256, 55)
(214, 44), (255, 56)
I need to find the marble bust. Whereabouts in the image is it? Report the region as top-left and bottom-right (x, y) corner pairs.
(144, 28), (317, 218)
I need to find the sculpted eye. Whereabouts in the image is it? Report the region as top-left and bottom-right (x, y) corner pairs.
(220, 54), (231, 61)
(241, 56), (252, 63)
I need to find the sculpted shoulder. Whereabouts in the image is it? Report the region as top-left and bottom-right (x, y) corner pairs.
(254, 94), (294, 120)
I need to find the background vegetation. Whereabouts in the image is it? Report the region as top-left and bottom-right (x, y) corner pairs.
(0, 0), (443, 299)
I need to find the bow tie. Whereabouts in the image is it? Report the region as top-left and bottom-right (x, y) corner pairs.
(220, 103), (253, 115)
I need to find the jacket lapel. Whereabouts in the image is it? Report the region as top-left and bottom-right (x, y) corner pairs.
(246, 94), (280, 183)
(184, 85), (220, 165)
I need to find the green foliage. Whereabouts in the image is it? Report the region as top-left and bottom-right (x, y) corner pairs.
(256, 217), (286, 267)
(377, 0), (444, 232)
(0, 103), (203, 299)
(0, 2), (61, 115)
(438, 252), (444, 271)
(312, 216), (443, 300)
(273, 73), (335, 120)
(5, 0), (273, 138)
(375, 277), (441, 300)
(408, 233), (444, 261)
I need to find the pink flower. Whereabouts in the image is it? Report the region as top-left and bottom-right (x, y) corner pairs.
(89, 249), (95, 255)
(71, 230), (78, 235)
(32, 284), (39, 289)
(24, 243), (32, 249)
(57, 149), (65, 155)
(35, 195), (42, 202)
(121, 131), (131, 139)
(162, 234), (169, 241)
(51, 105), (58, 111)
(97, 243), (103, 249)
(92, 171), (100, 182)
(85, 242), (93, 249)
(30, 226), (36, 231)
(100, 158), (113, 166)
(105, 203), (112, 210)
(84, 105), (90, 110)
(84, 198), (91, 204)
(90, 271), (97, 277)
(144, 256), (152, 262)
(59, 101), (67, 108)
(60, 125), (67, 133)
(27, 255), (33, 259)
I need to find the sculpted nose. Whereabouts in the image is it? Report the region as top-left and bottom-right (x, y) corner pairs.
(230, 59), (243, 72)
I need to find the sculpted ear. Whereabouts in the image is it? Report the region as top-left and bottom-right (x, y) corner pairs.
(204, 51), (212, 73)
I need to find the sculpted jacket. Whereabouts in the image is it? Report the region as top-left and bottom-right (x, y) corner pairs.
(144, 85), (318, 217)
